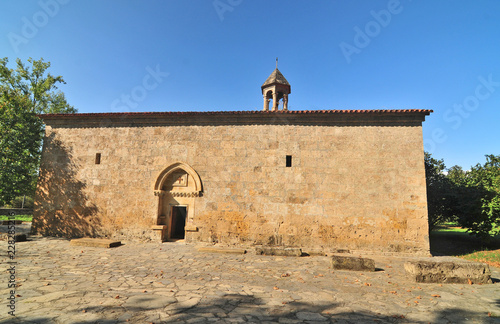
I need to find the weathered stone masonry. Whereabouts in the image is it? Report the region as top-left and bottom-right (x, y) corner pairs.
(33, 109), (432, 255)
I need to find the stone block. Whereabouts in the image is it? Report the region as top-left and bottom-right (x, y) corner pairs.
(15, 234), (27, 242)
(151, 225), (166, 242)
(255, 246), (302, 257)
(330, 255), (375, 271)
(404, 259), (492, 284)
(70, 238), (121, 248)
(197, 247), (246, 254)
(302, 249), (327, 256)
(1, 220), (23, 225)
(185, 224), (198, 232)
(1, 233), (28, 242)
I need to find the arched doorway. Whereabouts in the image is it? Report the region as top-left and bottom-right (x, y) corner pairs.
(153, 162), (202, 241)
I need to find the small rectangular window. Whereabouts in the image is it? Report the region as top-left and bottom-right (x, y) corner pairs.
(286, 155), (292, 167)
(95, 153), (101, 164)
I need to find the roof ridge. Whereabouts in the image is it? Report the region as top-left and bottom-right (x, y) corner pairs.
(40, 109), (433, 118)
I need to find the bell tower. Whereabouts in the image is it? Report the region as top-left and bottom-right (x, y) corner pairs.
(262, 59), (291, 111)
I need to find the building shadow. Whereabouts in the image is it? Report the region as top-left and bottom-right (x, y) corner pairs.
(430, 230), (500, 257)
(3, 294), (497, 323)
(31, 133), (101, 238)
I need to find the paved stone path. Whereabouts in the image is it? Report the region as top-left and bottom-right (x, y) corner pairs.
(1, 236), (499, 323)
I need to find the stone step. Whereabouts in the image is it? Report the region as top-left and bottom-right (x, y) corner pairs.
(70, 238), (121, 248)
(255, 246), (303, 257)
(197, 247), (247, 254)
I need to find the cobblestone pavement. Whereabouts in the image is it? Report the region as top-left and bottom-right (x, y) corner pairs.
(1, 236), (499, 323)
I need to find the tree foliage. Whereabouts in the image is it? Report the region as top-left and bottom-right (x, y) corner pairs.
(451, 155), (500, 239)
(424, 152), (455, 231)
(425, 152), (500, 239)
(0, 94), (42, 205)
(0, 57), (76, 206)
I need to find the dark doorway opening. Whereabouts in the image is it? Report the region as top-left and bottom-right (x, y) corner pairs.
(171, 206), (187, 239)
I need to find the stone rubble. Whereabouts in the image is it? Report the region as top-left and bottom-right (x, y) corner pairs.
(0, 236), (499, 323)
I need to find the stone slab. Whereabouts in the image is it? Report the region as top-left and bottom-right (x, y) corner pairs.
(1, 220), (23, 225)
(151, 225), (167, 230)
(123, 295), (177, 310)
(70, 238), (121, 248)
(0, 233), (27, 242)
(255, 246), (302, 257)
(15, 233), (27, 242)
(330, 255), (376, 271)
(185, 224), (198, 232)
(296, 311), (328, 321)
(197, 247), (246, 254)
(404, 259), (492, 284)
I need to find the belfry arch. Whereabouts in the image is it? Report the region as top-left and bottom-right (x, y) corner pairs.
(152, 162), (202, 241)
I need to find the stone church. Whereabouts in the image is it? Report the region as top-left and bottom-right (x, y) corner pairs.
(33, 67), (432, 255)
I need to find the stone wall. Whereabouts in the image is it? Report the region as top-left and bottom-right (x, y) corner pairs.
(0, 208), (33, 216)
(33, 111), (430, 255)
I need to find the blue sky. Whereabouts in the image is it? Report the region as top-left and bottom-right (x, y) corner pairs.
(1, 0), (499, 169)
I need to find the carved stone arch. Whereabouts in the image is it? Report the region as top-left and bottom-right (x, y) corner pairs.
(152, 162), (202, 242)
(154, 161), (202, 194)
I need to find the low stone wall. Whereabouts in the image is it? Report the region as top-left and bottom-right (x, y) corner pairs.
(0, 208), (33, 216)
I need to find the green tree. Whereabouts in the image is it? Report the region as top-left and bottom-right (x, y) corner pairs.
(424, 152), (455, 231)
(0, 57), (76, 206)
(450, 155), (500, 239)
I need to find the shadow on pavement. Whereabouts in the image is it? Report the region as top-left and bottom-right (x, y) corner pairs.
(430, 230), (500, 257)
(3, 294), (497, 323)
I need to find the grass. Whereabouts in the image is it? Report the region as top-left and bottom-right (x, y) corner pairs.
(431, 224), (500, 268)
(433, 224), (468, 233)
(0, 214), (33, 222)
(461, 250), (500, 268)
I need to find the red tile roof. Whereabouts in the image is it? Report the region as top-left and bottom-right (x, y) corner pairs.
(40, 109), (433, 119)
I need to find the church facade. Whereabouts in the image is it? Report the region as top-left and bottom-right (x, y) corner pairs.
(33, 68), (432, 255)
